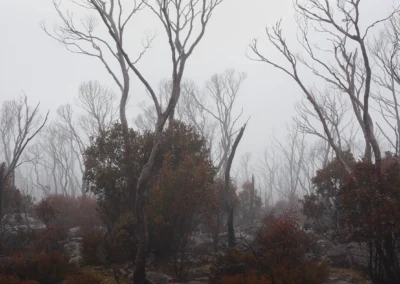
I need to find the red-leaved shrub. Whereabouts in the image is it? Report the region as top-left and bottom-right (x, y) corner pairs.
(65, 271), (103, 284)
(33, 224), (68, 253)
(34, 199), (57, 226)
(81, 228), (108, 265)
(211, 209), (328, 284)
(0, 250), (72, 284)
(340, 155), (400, 284)
(34, 194), (101, 231)
(0, 275), (39, 284)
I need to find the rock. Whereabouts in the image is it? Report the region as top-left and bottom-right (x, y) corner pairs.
(346, 242), (369, 269)
(308, 237), (370, 270)
(316, 239), (335, 254)
(93, 225), (107, 235)
(69, 255), (83, 266)
(68, 227), (81, 238)
(120, 268), (128, 276)
(124, 262), (134, 270)
(64, 240), (81, 258)
(128, 272), (133, 282)
(146, 271), (173, 284)
(1, 213), (46, 235)
(325, 243), (352, 267)
(190, 266), (211, 278)
(0, 213), (46, 251)
(321, 242), (369, 269)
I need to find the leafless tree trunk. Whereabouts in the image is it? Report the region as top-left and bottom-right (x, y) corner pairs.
(238, 152), (252, 185)
(258, 148), (279, 208)
(225, 124), (246, 248)
(263, 122), (308, 200)
(250, 174), (255, 224)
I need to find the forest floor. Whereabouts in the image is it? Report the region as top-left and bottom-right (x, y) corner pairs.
(324, 267), (371, 284)
(82, 264), (372, 284)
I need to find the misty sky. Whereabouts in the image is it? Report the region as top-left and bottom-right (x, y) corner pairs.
(0, 0), (396, 176)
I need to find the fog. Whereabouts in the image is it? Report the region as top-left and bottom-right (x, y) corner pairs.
(2, 1), (400, 283)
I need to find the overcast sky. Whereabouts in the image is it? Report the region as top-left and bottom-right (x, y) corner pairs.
(1, 0), (397, 176)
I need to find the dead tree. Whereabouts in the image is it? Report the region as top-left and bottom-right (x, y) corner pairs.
(258, 147), (279, 208)
(0, 95), (48, 217)
(250, 1), (399, 183)
(55, 81), (118, 195)
(46, 1), (226, 282)
(76, 80), (118, 138)
(134, 79), (217, 141)
(225, 123), (247, 248)
(178, 80), (218, 147)
(250, 174), (255, 224)
(249, 23), (350, 173)
(370, 14), (400, 155)
(44, 0), (155, 207)
(193, 69), (247, 174)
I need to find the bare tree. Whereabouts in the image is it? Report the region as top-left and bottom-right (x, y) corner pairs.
(76, 80), (119, 138)
(18, 81), (118, 199)
(273, 122), (307, 200)
(193, 69), (247, 173)
(250, 1), (399, 183)
(0, 95), (48, 217)
(135, 77), (219, 158)
(56, 81), (118, 195)
(258, 147), (279, 208)
(135, 79), (173, 131)
(44, 0), (155, 211)
(46, 0), (226, 282)
(178, 80), (218, 147)
(238, 151), (252, 185)
(370, 14), (400, 155)
(295, 89), (353, 153)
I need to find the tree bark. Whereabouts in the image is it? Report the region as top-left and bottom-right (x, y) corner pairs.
(132, 83), (181, 283)
(224, 124), (247, 248)
(0, 164), (4, 219)
(250, 174), (255, 224)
